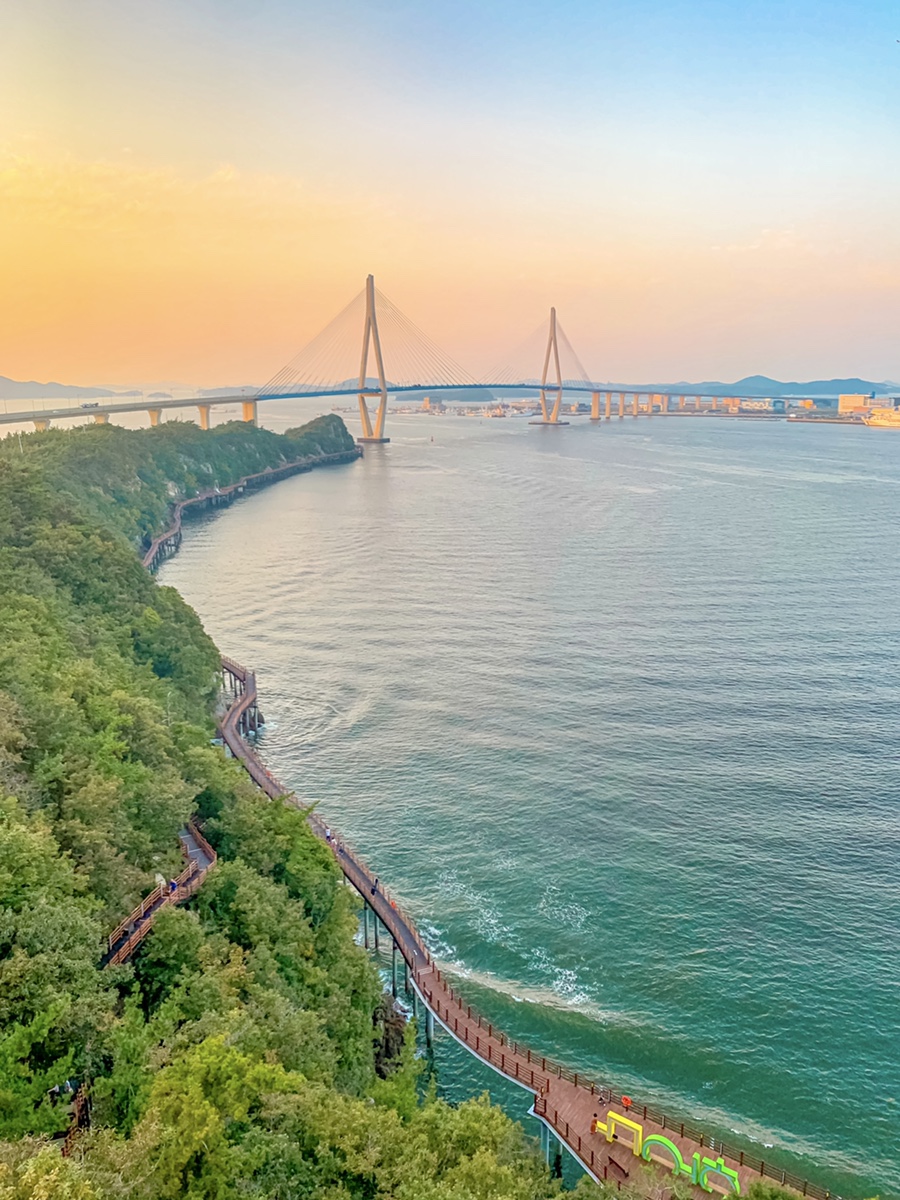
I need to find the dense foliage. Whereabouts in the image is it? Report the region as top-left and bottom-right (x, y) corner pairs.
(0, 419), (569, 1199)
(1, 415), (356, 548)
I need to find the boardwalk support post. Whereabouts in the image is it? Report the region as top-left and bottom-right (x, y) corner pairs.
(391, 942), (397, 997)
(425, 1008), (434, 1049)
(363, 904), (369, 949)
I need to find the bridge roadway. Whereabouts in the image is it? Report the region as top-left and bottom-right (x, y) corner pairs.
(1, 383), (784, 430)
(218, 657), (835, 1200)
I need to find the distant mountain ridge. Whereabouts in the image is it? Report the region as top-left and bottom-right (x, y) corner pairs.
(2, 372), (897, 402)
(0, 375), (140, 400)
(0, 375), (116, 400)
(632, 375), (898, 398)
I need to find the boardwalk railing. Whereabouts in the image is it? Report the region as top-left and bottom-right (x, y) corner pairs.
(534, 1097), (624, 1188)
(142, 449), (362, 573)
(69, 823), (218, 1153)
(103, 819), (216, 967)
(217, 658), (840, 1200)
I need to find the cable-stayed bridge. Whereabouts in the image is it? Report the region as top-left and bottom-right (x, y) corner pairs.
(2, 276), (770, 435)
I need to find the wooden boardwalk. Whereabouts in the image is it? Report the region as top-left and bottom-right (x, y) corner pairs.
(218, 659), (838, 1200)
(141, 448), (362, 573)
(102, 821), (216, 967)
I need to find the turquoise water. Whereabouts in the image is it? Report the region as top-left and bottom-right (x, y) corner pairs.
(160, 411), (900, 1197)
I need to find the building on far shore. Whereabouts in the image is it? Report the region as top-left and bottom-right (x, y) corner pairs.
(838, 393), (875, 413)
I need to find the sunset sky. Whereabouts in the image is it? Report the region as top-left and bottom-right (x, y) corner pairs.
(2, 0), (899, 387)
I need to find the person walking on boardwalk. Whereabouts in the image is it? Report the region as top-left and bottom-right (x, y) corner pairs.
(371, 877), (379, 897)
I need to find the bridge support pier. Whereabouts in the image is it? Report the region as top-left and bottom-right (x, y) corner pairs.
(711, 396), (718, 410)
(93, 412), (109, 424)
(148, 408), (162, 427)
(590, 391), (600, 421)
(605, 391), (612, 419)
(618, 393), (625, 419)
(33, 418), (50, 432)
(242, 400), (258, 425)
(695, 395), (702, 411)
(679, 394), (686, 409)
(659, 395), (668, 414)
(197, 404), (211, 430)
(632, 394), (639, 418)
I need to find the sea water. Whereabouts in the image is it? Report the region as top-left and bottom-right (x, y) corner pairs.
(160, 410), (900, 1197)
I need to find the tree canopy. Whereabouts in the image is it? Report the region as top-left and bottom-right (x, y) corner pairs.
(0, 418), (574, 1200)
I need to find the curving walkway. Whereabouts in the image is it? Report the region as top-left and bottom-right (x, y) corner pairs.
(141, 448), (362, 573)
(102, 821), (217, 968)
(218, 659), (837, 1200)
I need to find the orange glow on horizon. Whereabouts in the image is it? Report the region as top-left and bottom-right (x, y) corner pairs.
(2, 144), (899, 387)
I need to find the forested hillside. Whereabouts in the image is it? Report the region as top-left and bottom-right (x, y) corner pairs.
(0, 419), (565, 1199)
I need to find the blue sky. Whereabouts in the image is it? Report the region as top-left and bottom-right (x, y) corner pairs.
(1, 0), (899, 383)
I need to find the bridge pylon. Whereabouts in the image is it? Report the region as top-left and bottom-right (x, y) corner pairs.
(357, 274), (390, 444)
(530, 307), (569, 426)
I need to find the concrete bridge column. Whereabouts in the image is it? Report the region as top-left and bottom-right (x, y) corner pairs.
(695, 395), (702, 411)
(33, 418), (50, 432)
(679, 395), (686, 409)
(711, 396), (718, 410)
(632, 393), (639, 418)
(618, 393), (625, 418)
(242, 399), (258, 425)
(647, 394), (655, 415)
(590, 391), (600, 421)
(197, 404), (211, 430)
(605, 391), (612, 419)
(659, 395), (668, 414)
(93, 412), (109, 424)
(148, 408), (162, 427)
